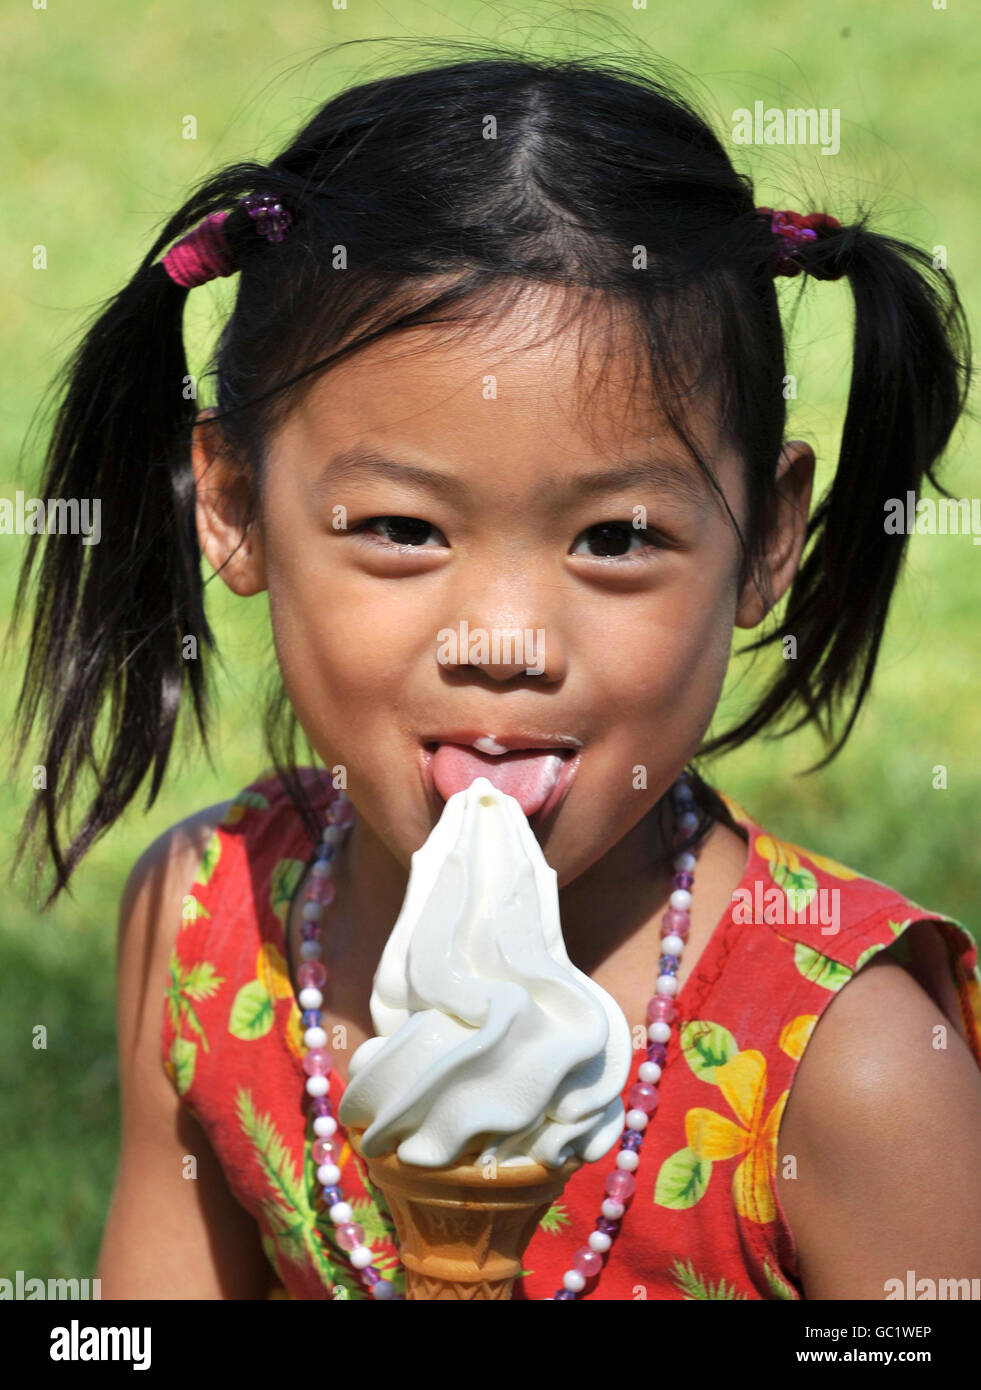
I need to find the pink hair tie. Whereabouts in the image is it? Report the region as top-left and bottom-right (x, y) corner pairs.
(160, 194), (293, 289)
(757, 206), (843, 278)
(161, 211), (236, 289)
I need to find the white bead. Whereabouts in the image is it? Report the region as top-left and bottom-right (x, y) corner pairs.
(317, 1163), (342, 1187)
(349, 1245), (374, 1270)
(669, 888), (692, 911)
(300, 940), (323, 960)
(311, 860), (330, 878)
(371, 1278), (396, 1300)
(322, 824), (347, 845)
(304, 1026), (328, 1050)
(661, 934), (685, 957)
(616, 1149), (639, 1172)
(298, 987), (323, 1011)
(601, 1198), (625, 1221)
(625, 1109), (648, 1131)
(673, 851), (696, 873)
(562, 1269), (586, 1293)
(302, 901), (324, 922)
(655, 974), (678, 997)
(588, 1231), (612, 1254)
(646, 1021), (671, 1044)
(679, 811), (698, 832)
(639, 1061), (662, 1084)
(313, 1115), (338, 1138)
(305, 1075), (329, 1098)
(329, 1201), (352, 1223)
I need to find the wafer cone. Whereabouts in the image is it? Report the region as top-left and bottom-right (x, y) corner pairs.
(348, 1128), (582, 1299)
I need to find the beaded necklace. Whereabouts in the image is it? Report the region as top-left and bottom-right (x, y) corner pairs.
(290, 773), (703, 1300)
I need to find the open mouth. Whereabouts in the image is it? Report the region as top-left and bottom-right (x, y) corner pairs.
(420, 741), (580, 823)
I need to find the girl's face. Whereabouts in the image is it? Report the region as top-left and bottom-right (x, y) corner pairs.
(195, 284), (811, 889)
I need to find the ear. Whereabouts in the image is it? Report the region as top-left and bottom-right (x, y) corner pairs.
(190, 408), (267, 596)
(734, 440), (814, 628)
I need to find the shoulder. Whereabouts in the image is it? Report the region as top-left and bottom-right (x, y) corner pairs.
(775, 949), (981, 1298)
(116, 800), (235, 1001)
(120, 801), (233, 932)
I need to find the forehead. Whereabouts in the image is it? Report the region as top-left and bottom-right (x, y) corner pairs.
(279, 280), (741, 511)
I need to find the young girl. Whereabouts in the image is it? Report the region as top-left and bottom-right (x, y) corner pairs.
(12, 48), (981, 1302)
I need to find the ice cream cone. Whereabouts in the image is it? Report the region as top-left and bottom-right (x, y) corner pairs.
(348, 1128), (582, 1300)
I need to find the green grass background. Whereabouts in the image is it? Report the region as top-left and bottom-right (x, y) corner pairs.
(1, 0), (978, 1281)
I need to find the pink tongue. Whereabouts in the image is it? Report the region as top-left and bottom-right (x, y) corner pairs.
(431, 745), (562, 816)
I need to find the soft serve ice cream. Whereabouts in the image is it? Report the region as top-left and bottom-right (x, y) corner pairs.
(337, 777), (632, 1169)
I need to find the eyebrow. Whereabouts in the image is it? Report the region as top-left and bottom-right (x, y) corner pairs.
(312, 445), (711, 512)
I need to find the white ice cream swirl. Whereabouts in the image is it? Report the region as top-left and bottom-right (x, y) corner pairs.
(337, 777), (632, 1169)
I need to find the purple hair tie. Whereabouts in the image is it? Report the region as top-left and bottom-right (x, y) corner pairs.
(161, 193), (293, 289)
(756, 205), (843, 278)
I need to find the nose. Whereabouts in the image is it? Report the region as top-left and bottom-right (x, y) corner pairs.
(434, 607), (565, 684)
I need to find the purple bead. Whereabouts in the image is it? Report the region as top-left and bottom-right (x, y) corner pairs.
(555, 1289), (576, 1299)
(658, 955), (679, 975)
(672, 871), (694, 890)
(301, 1009), (321, 1028)
(360, 1267), (381, 1286)
(311, 1097), (333, 1118)
(620, 1130), (643, 1152)
(596, 1216), (620, 1235)
(301, 920), (321, 941)
(322, 1185), (342, 1206)
(647, 1042), (668, 1067)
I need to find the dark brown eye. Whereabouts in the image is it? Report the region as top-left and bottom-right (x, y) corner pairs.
(360, 516), (446, 546)
(572, 522), (660, 558)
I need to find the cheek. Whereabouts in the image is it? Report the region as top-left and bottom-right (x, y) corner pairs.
(582, 562), (737, 733)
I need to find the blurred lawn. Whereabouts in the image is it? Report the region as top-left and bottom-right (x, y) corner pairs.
(1, 0), (978, 1281)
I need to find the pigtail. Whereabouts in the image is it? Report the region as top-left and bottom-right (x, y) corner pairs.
(704, 218), (973, 770)
(7, 171), (270, 905)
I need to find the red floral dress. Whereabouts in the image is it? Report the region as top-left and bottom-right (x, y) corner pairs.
(160, 768), (981, 1300)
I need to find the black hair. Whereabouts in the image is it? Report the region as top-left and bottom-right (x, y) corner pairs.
(8, 38), (972, 905)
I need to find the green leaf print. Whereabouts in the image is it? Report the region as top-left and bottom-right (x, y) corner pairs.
(538, 1201), (572, 1235)
(234, 790), (271, 811)
(269, 858), (306, 927)
(680, 1020), (738, 1081)
(166, 950), (224, 1055)
(196, 832), (222, 886)
(854, 943), (886, 972)
(654, 1146), (711, 1210)
(670, 1257), (749, 1300)
(793, 943), (853, 992)
(237, 1088), (375, 1300)
(770, 860), (818, 915)
(169, 1037), (196, 1096)
(180, 894), (211, 929)
(763, 1258), (798, 1300)
(228, 980), (275, 1041)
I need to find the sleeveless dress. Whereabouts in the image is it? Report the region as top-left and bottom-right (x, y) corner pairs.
(160, 767), (981, 1301)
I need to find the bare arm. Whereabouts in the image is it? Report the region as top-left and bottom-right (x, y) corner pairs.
(776, 948), (981, 1299)
(97, 803), (273, 1299)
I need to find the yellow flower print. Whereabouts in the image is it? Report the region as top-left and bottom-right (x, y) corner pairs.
(685, 1050), (788, 1224)
(257, 942), (296, 1001)
(778, 1014), (817, 1061)
(285, 1001), (307, 1063)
